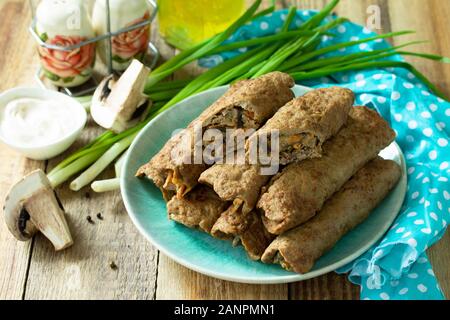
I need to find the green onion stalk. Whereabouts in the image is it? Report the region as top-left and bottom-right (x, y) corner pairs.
(47, 0), (449, 192)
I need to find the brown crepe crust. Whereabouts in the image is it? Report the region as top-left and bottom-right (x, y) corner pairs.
(136, 72), (295, 198)
(239, 212), (275, 261)
(136, 131), (208, 196)
(199, 163), (270, 215)
(199, 86), (354, 215)
(168, 185), (273, 260)
(167, 185), (230, 233)
(211, 207), (274, 260)
(211, 202), (252, 238)
(253, 86), (354, 163)
(258, 106), (396, 235)
(192, 71), (295, 129)
(261, 157), (402, 274)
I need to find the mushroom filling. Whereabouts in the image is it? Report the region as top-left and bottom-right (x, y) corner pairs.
(259, 132), (319, 166)
(279, 133), (319, 165)
(163, 169), (189, 198)
(274, 252), (292, 271)
(202, 108), (258, 158)
(163, 171), (174, 190)
(206, 107), (259, 130)
(228, 199), (245, 217)
(232, 236), (241, 247)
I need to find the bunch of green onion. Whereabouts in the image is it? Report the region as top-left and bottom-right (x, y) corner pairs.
(46, 0), (449, 192)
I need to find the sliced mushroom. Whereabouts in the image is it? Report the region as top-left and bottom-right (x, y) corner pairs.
(3, 169), (73, 251)
(91, 59), (151, 133)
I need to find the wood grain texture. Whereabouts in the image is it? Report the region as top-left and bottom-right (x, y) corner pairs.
(387, 0), (450, 97)
(23, 135), (158, 299)
(24, 182), (158, 300)
(0, 148), (40, 300)
(157, 254), (288, 300)
(22, 17), (167, 301)
(0, 0), (449, 300)
(0, 0), (42, 300)
(386, 0), (450, 297)
(290, 272), (359, 300)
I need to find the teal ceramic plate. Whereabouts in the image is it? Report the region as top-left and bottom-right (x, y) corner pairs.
(121, 85), (407, 284)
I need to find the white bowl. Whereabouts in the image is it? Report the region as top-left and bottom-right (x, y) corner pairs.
(0, 87), (87, 160)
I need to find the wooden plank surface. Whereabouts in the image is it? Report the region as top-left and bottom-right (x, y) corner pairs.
(0, 0), (449, 300)
(23, 13), (168, 301)
(0, 0), (42, 300)
(385, 0), (450, 298)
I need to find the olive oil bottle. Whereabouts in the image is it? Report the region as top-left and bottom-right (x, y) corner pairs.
(158, 0), (246, 50)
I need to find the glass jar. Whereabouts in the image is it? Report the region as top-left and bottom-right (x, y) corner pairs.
(92, 0), (152, 72)
(158, 0), (246, 50)
(35, 0), (96, 88)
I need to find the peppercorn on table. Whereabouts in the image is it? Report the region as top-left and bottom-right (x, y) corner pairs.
(0, 0), (449, 300)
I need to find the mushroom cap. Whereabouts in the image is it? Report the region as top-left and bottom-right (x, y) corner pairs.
(3, 169), (49, 241)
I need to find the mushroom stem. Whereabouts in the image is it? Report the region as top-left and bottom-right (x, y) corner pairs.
(23, 187), (73, 251)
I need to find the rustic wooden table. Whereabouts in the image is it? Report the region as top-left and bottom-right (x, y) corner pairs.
(0, 0), (449, 300)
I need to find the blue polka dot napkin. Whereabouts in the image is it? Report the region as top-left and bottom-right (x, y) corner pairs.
(200, 9), (449, 300)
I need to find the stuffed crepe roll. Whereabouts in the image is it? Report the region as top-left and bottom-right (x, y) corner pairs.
(253, 86), (355, 165)
(258, 106), (396, 235)
(261, 157), (401, 273)
(167, 185), (230, 233)
(199, 87), (354, 216)
(168, 185), (272, 260)
(136, 72), (295, 198)
(211, 208), (274, 260)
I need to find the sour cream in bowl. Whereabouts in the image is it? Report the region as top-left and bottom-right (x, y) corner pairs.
(0, 87), (87, 160)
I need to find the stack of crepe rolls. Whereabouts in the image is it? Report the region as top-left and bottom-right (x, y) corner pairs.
(258, 106), (396, 235)
(200, 87), (355, 215)
(136, 72), (295, 200)
(138, 75), (401, 273)
(262, 157), (401, 273)
(199, 87), (355, 259)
